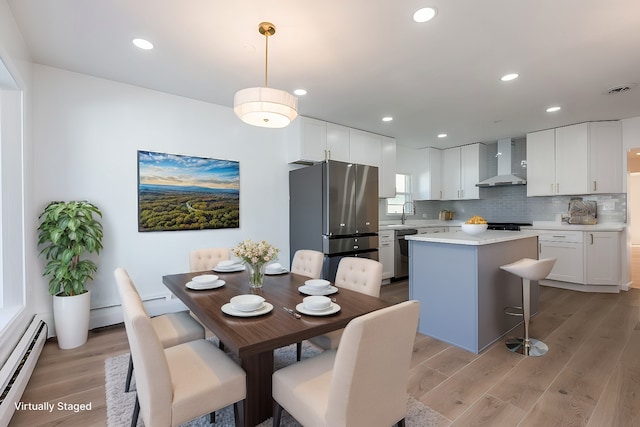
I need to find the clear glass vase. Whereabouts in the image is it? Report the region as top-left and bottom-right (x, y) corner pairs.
(246, 262), (267, 288)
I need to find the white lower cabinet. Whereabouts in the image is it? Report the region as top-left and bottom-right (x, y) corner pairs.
(379, 230), (395, 280)
(537, 229), (621, 287)
(586, 232), (620, 285)
(539, 231), (585, 283)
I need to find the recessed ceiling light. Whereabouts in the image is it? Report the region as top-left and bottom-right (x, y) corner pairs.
(546, 106), (561, 113)
(501, 73), (519, 82)
(437, 133), (447, 138)
(132, 38), (154, 50)
(413, 7), (437, 23)
(382, 116), (393, 122)
(293, 89), (307, 96)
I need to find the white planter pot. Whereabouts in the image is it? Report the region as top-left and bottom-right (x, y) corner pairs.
(53, 291), (91, 349)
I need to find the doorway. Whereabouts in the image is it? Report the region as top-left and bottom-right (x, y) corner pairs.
(627, 150), (640, 288)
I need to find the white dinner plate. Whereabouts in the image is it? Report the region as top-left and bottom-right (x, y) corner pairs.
(221, 302), (274, 317)
(265, 268), (288, 275)
(295, 302), (341, 316)
(298, 285), (339, 296)
(186, 280), (226, 290)
(213, 265), (246, 273)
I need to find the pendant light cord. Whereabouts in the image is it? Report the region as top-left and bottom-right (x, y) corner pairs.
(264, 30), (269, 87)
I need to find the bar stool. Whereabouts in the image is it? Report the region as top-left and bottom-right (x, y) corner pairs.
(500, 257), (556, 356)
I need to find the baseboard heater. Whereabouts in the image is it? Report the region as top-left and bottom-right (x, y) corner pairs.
(0, 316), (47, 426)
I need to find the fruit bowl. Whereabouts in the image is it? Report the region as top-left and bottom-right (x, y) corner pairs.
(461, 223), (488, 235)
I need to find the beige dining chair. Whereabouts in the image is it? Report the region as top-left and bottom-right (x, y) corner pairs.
(115, 269), (205, 393)
(188, 248), (230, 349)
(297, 257), (383, 360)
(290, 249), (324, 279)
(115, 267), (246, 427)
(189, 247), (231, 271)
(273, 300), (420, 427)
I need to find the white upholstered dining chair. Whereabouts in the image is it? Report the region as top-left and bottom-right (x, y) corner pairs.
(189, 247), (231, 271)
(290, 249), (324, 279)
(115, 267), (246, 427)
(273, 300), (420, 427)
(297, 257), (383, 360)
(115, 269), (205, 393)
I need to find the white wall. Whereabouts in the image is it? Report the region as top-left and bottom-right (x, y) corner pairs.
(32, 65), (292, 328)
(0, 0), (35, 362)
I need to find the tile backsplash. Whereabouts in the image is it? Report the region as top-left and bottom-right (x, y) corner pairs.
(380, 185), (627, 224)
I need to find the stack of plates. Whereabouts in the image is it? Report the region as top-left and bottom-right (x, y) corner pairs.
(186, 274), (225, 290)
(265, 262), (288, 275)
(213, 260), (245, 273)
(298, 279), (338, 296)
(221, 294), (273, 317)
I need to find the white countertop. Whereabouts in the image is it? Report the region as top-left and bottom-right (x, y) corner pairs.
(379, 220), (462, 230)
(524, 221), (625, 232)
(405, 230), (536, 246)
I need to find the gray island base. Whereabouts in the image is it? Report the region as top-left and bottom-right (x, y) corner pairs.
(407, 231), (539, 354)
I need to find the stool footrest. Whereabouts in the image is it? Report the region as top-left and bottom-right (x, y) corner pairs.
(504, 306), (523, 317)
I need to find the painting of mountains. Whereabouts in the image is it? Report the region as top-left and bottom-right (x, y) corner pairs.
(138, 150), (240, 231)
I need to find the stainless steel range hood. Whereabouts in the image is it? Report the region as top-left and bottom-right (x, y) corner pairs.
(476, 138), (526, 187)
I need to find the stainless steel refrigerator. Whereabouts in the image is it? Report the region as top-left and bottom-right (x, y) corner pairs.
(289, 160), (379, 281)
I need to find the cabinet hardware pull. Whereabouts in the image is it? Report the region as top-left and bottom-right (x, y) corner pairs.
(556, 183), (559, 193)
(593, 181), (597, 192)
(590, 233), (594, 244)
(328, 150), (331, 160)
(539, 242), (542, 254)
(552, 235), (566, 238)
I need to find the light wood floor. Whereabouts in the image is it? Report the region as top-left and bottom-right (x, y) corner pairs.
(9, 282), (640, 426)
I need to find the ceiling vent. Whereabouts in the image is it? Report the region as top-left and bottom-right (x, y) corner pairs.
(606, 83), (636, 95)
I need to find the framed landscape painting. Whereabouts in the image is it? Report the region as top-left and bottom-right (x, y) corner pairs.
(138, 150), (240, 232)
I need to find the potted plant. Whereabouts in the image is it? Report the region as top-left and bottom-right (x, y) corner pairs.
(37, 201), (104, 349)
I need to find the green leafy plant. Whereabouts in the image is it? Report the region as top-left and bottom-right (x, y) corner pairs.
(37, 201), (104, 296)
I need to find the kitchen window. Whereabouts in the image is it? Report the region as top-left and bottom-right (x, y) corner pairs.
(386, 174), (413, 214)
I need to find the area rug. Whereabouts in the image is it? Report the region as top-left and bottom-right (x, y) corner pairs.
(105, 339), (450, 426)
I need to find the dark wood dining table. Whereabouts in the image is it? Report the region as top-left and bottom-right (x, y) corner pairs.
(163, 268), (392, 427)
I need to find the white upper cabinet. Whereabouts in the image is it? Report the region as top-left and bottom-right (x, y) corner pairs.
(527, 121), (622, 197)
(555, 123), (590, 195)
(441, 147), (461, 200)
(325, 123), (350, 162)
(380, 137), (397, 198)
(287, 116), (396, 198)
(526, 129), (556, 196)
(286, 116), (327, 163)
(589, 121), (622, 194)
(349, 128), (382, 167)
(413, 147), (442, 200)
(441, 143), (486, 200)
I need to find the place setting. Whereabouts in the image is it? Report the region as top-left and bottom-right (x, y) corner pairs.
(295, 295), (341, 316)
(298, 278), (338, 296)
(221, 294), (274, 317)
(212, 259), (246, 273)
(265, 262), (289, 275)
(185, 274), (225, 290)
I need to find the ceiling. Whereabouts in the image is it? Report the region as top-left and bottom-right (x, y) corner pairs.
(7, 0), (640, 149)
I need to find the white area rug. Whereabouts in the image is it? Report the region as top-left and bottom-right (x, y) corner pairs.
(105, 340), (450, 426)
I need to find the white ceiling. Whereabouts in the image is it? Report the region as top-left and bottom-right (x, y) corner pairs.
(7, 0), (640, 149)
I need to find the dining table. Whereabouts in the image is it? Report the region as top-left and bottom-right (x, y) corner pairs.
(163, 267), (392, 427)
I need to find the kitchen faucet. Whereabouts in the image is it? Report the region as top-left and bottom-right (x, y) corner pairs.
(401, 202), (415, 225)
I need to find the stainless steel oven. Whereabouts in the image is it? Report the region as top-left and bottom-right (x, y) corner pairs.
(395, 228), (417, 279)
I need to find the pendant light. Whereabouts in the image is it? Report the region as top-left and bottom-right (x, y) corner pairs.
(234, 22), (298, 128)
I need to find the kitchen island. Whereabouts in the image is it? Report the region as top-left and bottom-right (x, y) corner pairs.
(407, 231), (538, 354)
